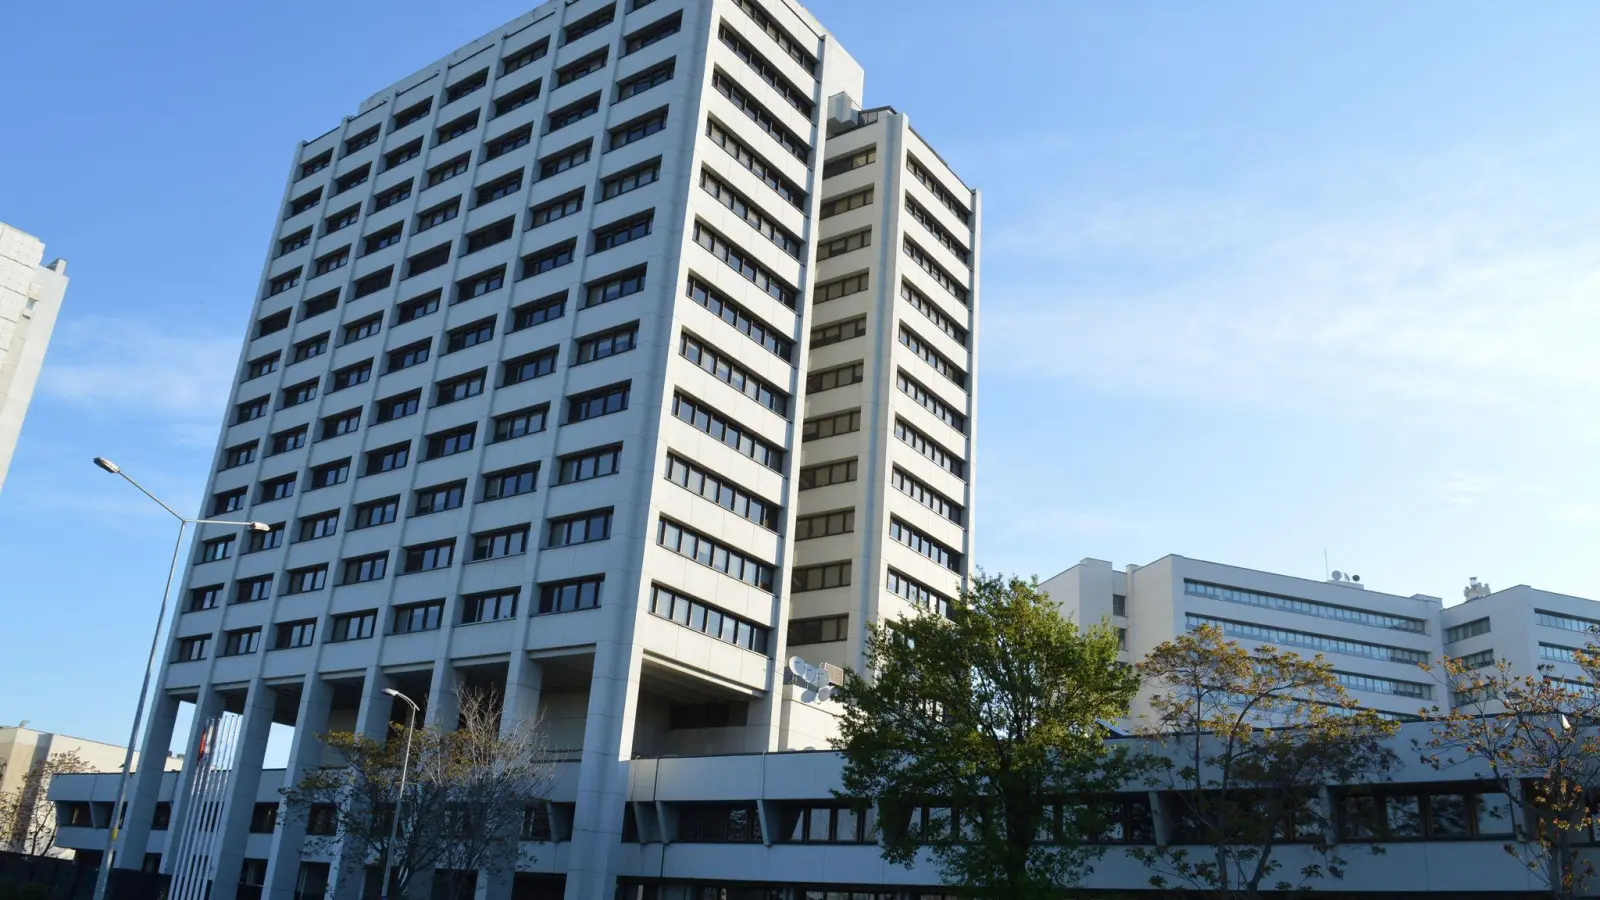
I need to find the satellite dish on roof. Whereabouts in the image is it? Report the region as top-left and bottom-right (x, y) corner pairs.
(1331, 570), (1343, 581)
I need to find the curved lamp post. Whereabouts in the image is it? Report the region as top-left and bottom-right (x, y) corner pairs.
(90, 457), (269, 900)
(379, 688), (420, 900)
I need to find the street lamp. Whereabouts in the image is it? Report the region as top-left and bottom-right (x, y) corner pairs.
(90, 457), (269, 900)
(380, 688), (420, 900)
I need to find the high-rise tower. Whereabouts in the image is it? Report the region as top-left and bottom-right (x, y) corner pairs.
(0, 222), (69, 494)
(115, 2), (977, 897)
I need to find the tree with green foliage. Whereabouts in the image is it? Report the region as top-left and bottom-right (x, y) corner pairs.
(1417, 649), (1600, 899)
(831, 572), (1140, 900)
(1133, 625), (1400, 899)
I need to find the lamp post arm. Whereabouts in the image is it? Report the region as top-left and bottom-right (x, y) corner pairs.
(112, 470), (187, 522)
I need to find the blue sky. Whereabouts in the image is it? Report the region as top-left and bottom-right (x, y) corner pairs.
(3, 0), (1599, 746)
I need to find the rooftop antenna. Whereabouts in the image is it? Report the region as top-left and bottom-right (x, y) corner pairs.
(1323, 549), (1330, 581)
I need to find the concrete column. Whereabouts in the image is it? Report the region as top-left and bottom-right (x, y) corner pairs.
(475, 656), (544, 900)
(115, 691), (182, 870)
(424, 660), (460, 730)
(562, 642), (643, 900)
(160, 690), (226, 876)
(209, 684), (278, 900)
(328, 669), (394, 900)
(264, 676), (334, 900)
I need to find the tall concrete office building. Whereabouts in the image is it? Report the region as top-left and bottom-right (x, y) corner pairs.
(0, 222), (68, 494)
(113, 1), (978, 898)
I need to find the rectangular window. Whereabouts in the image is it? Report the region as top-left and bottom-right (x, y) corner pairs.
(1184, 580), (1430, 634)
(556, 445), (621, 484)
(492, 404), (550, 442)
(289, 189), (322, 217)
(591, 211), (654, 252)
(301, 290), (340, 321)
(547, 508), (613, 547)
(520, 239), (577, 278)
(546, 93), (601, 132)
(789, 614), (849, 645)
(608, 108), (667, 150)
(704, 118), (804, 209)
(272, 620), (314, 650)
(648, 584), (770, 654)
(211, 488), (246, 515)
(562, 4), (615, 44)
(802, 408), (860, 441)
(823, 145), (876, 178)
(426, 154), (471, 188)
(656, 517), (775, 591)
(904, 237), (969, 304)
(493, 80), (543, 118)
(717, 22), (811, 116)
(329, 360), (373, 393)
(1187, 613), (1429, 665)
(575, 323), (638, 364)
(690, 221), (796, 308)
(732, 0), (818, 73)
(699, 169), (801, 258)
(502, 39), (549, 75)
(256, 309), (291, 337)
(222, 441), (259, 469)
(892, 466), (964, 524)
(895, 417), (964, 478)
(684, 276), (791, 361)
(567, 382), (631, 423)
(1536, 609), (1600, 635)
(330, 610), (378, 643)
(268, 425), (308, 456)
(615, 59), (674, 101)
(795, 509), (854, 541)
(375, 390), (422, 423)
(483, 463), (541, 499)
(299, 150), (331, 179)
(435, 110), (481, 146)
(665, 454), (777, 529)
(538, 576), (603, 614)
(353, 496), (400, 529)
(798, 458), (856, 490)
(902, 280), (968, 346)
(512, 292), (567, 330)
(278, 228), (311, 257)
(258, 473), (297, 502)
(199, 536), (235, 563)
(806, 361), (863, 394)
(413, 480), (467, 515)
(405, 242), (452, 277)
(461, 589), (520, 623)
(888, 567), (954, 618)
(1445, 617), (1492, 643)
(474, 173), (523, 209)
(352, 266), (394, 298)
(446, 317), (497, 353)
(373, 181), (414, 212)
(341, 553), (388, 585)
(334, 165), (370, 196)
(624, 11), (681, 55)
(901, 325), (967, 387)
(906, 196), (971, 263)
(364, 441), (411, 475)
(343, 313), (383, 344)
(291, 333), (329, 364)
(679, 332), (789, 416)
(539, 139), (593, 178)
(318, 410), (363, 442)
(176, 636), (210, 662)
(456, 264), (507, 301)
(396, 289), (442, 324)
(403, 539), (456, 573)
(817, 228), (870, 260)
(324, 205), (360, 234)
(710, 69), (808, 162)
(222, 628), (261, 657)
(234, 576), (273, 604)
(600, 159), (660, 201)
(811, 315), (866, 349)
(386, 339), (431, 373)
(416, 198), (461, 232)
(189, 584), (223, 612)
(908, 154), (973, 225)
(556, 49), (608, 87)
(898, 369), (966, 433)
(486, 124), (534, 161)
(384, 138), (423, 171)
(445, 68), (488, 103)
(297, 509), (340, 542)
(425, 424), (476, 460)
(308, 457), (351, 489)
(244, 522), (286, 553)
(792, 561), (850, 593)
(282, 565), (328, 595)
(502, 347), (559, 385)
(530, 190), (584, 227)
(820, 186), (873, 218)
(234, 395), (269, 424)
(584, 265), (647, 307)
(889, 517), (962, 571)
(392, 601), (444, 634)
(344, 125), (380, 156)
(472, 525), (531, 561)
(670, 392), (783, 469)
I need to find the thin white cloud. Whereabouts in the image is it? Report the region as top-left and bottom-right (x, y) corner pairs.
(40, 317), (238, 424)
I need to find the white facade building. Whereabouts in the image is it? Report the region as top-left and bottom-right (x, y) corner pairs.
(1042, 555), (1448, 723)
(0, 222), (68, 494)
(1439, 581), (1600, 694)
(105, 2), (978, 899)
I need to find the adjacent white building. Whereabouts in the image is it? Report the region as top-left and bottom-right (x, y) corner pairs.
(99, 2), (978, 899)
(0, 222), (68, 494)
(1439, 581), (1600, 697)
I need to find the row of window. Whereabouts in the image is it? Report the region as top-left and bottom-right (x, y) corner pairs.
(1186, 613), (1430, 665)
(888, 517), (962, 572)
(898, 324), (967, 388)
(1183, 579), (1430, 634)
(647, 583), (770, 654)
(897, 369), (966, 433)
(174, 575), (605, 661)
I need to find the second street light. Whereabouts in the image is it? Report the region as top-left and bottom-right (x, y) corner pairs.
(90, 457), (269, 900)
(380, 688), (421, 900)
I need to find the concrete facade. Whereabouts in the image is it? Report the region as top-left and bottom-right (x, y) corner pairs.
(0, 726), (178, 858)
(107, 2), (978, 899)
(0, 222), (68, 495)
(52, 724), (1562, 897)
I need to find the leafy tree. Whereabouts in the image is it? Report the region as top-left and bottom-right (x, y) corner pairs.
(1417, 649), (1600, 899)
(281, 687), (554, 900)
(1133, 624), (1400, 899)
(832, 572), (1140, 900)
(0, 749), (91, 868)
